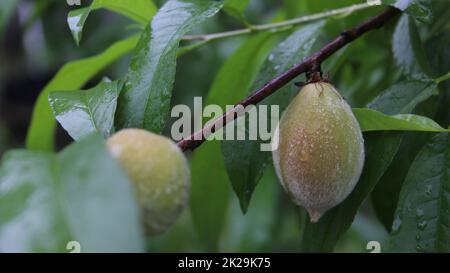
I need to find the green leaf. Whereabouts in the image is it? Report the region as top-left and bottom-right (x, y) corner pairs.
(366, 81), (441, 231)
(425, 25), (450, 128)
(91, 0), (157, 24)
(223, 0), (250, 20)
(115, 0), (223, 133)
(372, 97), (440, 231)
(406, 16), (433, 77)
(221, 167), (281, 252)
(26, 35), (139, 152)
(0, 151), (68, 252)
(430, 1), (450, 35)
(392, 15), (432, 79)
(372, 133), (430, 231)
(221, 21), (325, 213)
(382, 0), (432, 23)
(190, 141), (231, 251)
(0, 0), (19, 38)
(49, 80), (120, 141)
(367, 80), (438, 114)
(354, 108), (449, 132)
(300, 79), (438, 252)
(390, 133), (450, 252)
(68, 0), (157, 45)
(189, 32), (278, 250)
(0, 135), (145, 252)
(426, 29), (450, 78)
(67, 7), (91, 46)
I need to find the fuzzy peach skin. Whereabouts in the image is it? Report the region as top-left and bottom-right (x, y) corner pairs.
(107, 129), (190, 235)
(272, 82), (364, 222)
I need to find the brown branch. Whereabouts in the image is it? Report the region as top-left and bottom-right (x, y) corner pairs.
(177, 7), (401, 152)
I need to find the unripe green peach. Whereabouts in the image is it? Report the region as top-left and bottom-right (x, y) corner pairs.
(106, 129), (190, 235)
(272, 82), (364, 222)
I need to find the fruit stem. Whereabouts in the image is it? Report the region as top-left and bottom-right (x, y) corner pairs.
(305, 62), (324, 83)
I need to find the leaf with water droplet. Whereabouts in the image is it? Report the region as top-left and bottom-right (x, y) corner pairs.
(390, 133), (450, 252)
(67, 0), (157, 45)
(26, 35), (140, 151)
(49, 80), (120, 141)
(381, 0), (433, 23)
(115, 0), (224, 133)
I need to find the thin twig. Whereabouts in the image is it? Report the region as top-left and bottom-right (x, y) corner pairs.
(177, 7), (401, 152)
(435, 70), (450, 84)
(182, 3), (375, 43)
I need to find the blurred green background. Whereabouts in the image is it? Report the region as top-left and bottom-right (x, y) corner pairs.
(3, 0), (448, 252)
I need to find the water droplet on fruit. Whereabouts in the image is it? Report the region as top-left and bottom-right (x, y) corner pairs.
(300, 151), (309, 162)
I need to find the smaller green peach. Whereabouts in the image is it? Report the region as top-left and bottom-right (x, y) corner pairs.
(106, 129), (190, 235)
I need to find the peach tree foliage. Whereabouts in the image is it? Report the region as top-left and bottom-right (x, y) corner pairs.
(0, 0), (449, 252)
